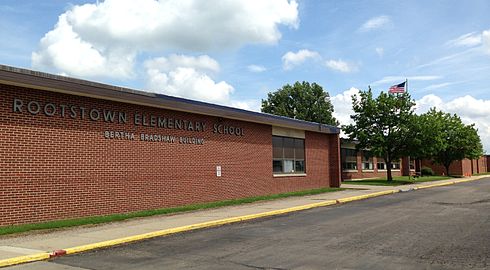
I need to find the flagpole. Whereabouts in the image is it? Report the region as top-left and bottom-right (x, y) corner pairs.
(405, 78), (411, 181)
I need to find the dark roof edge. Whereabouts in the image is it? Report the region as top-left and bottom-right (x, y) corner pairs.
(0, 64), (340, 134)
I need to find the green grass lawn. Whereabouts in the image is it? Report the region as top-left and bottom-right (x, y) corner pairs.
(0, 187), (344, 236)
(343, 176), (453, 186)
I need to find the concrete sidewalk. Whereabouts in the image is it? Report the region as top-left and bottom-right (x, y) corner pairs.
(0, 175), (488, 268)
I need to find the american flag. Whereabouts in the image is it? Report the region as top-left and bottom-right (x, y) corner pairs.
(388, 81), (406, 94)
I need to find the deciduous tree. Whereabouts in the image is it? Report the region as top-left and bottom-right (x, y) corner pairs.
(261, 81), (338, 126)
(343, 88), (416, 181)
(413, 109), (483, 176)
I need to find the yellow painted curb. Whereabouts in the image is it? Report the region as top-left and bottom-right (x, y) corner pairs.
(415, 176), (488, 190)
(336, 190), (398, 203)
(415, 181), (456, 189)
(452, 176), (485, 184)
(0, 252), (50, 268)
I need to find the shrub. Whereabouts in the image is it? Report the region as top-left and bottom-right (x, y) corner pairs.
(421, 166), (434, 176)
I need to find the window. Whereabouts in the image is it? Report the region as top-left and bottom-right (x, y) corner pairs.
(377, 157), (386, 170)
(409, 159), (415, 170)
(362, 151), (374, 170)
(341, 148), (358, 171)
(391, 160), (401, 170)
(273, 136), (305, 174)
(376, 157), (399, 170)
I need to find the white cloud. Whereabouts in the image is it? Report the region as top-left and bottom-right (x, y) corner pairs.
(145, 57), (263, 111)
(359, 15), (392, 32)
(444, 95), (490, 119)
(422, 81), (465, 92)
(415, 94), (490, 153)
(414, 94), (444, 115)
(146, 54), (220, 73)
(325, 59), (358, 73)
(446, 32), (482, 47)
(282, 51), (359, 73)
(415, 49), (476, 70)
(415, 40), (490, 74)
(230, 100), (261, 112)
(330, 87), (360, 127)
(282, 49), (320, 70)
(247, 64), (266, 73)
(372, 75), (442, 86)
(423, 82), (452, 91)
(375, 47), (384, 57)
(443, 29), (490, 55)
(32, 13), (135, 79)
(32, 0), (299, 78)
(145, 55), (261, 110)
(144, 55), (233, 104)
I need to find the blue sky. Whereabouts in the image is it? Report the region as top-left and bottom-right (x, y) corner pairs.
(1, 0), (490, 150)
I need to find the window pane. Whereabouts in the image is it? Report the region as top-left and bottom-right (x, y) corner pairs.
(346, 149), (357, 162)
(272, 136), (283, 159)
(272, 136), (307, 174)
(283, 160), (294, 173)
(283, 138), (295, 159)
(343, 162), (357, 170)
(362, 151), (373, 170)
(341, 148), (358, 170)
(273, 160), (283, 173)
(295, 160), (305, 173)
(362, 162), (373, 170)
(341, 148), (347, 162)
(294, 139), (305, 159)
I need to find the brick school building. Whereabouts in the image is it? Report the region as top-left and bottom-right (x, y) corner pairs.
(0, 65), (341, 226)
(340, 139), (487, 180)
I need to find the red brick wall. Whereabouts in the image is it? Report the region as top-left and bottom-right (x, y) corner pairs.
(423, 157), (490, 176)
(462, 159), (473, 176)
(420, 159), (481, 176)
(480, 157), (487, 174)
(476, 156), (487, 174)
(471, 156), (487, 174)
(471, 159), (479, 175)
(329, 135), (341, 187)
(0, 84), (338, 226)
(421, 160), (461, 176)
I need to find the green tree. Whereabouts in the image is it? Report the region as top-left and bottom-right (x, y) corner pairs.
(413, 109), (483, 176)
(261, 81), (338, 126)
(409, 109), (447, 160)
(343, 88), (416, 181)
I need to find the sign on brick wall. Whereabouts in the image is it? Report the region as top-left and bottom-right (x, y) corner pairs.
(12, 97), (245, 145)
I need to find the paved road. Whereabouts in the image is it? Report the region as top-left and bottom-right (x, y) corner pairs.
(14, 179), (490, 270)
